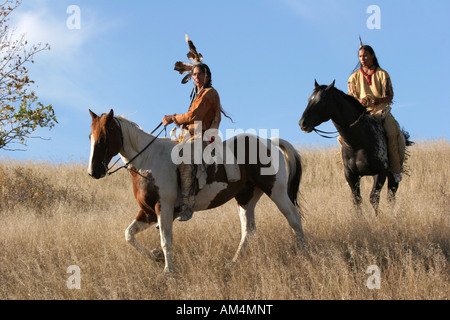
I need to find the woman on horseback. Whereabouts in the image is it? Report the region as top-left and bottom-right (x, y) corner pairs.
(347, 40), (405, 183)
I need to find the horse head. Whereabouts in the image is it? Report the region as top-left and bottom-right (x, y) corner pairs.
(299, 80), (336, 133)
(87, 109), (123, 179)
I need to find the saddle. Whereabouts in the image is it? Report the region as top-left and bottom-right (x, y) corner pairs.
(192, 143), (241, 192)
(170, 127), (241, 193)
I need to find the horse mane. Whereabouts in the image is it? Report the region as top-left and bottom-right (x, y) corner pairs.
(114, 116), (173, 149)
(114, 116), (153, 150)
(330, 86), (367, 114)
(114, 115), (144, 133)
(313, 84), (365, 110)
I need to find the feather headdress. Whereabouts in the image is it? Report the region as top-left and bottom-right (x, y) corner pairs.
(174, 34), (204, 84)
(359, 35), (364, 48)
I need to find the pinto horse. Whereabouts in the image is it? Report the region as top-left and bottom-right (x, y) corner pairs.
(88, 109), (304, 272)
(299, 81), (412, 214)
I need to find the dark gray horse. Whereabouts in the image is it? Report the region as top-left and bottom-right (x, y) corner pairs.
(299, 80), (413, 214)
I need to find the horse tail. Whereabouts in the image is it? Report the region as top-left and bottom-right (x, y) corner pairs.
(402, 128), (414, 147)
(401, 128), (414, 175)
(271, 138), (302, 210)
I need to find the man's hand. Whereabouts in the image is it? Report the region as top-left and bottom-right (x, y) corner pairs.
(162, 114), (176, 126)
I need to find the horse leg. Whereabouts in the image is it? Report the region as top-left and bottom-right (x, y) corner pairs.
(386, 172), (399, 204)
(345, 169), (362, 212)
(157, 200), (175, 273)
(125, 210), (163, 261)
(370, 174), (387, 215)
(232, 187), (263, 263)
(269, 183), (305, 245)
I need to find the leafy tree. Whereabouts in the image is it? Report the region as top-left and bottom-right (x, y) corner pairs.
(0, 0), (57, 151)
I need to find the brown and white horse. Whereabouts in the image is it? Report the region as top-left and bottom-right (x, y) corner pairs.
(88, 109), (304, 272)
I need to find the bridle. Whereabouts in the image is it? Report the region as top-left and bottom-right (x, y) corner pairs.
(313, 109), (366, 139)
(99, 118), (124, 173)
(313, 128), (339, 139)
(105, 119), (166, 176)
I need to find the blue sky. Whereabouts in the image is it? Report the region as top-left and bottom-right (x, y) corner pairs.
(1, 0), (449, 162)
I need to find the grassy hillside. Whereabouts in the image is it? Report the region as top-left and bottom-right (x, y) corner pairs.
(0, 140), (448, 299)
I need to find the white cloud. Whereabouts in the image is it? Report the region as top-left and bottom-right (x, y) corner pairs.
(10, 2), (118, 60)
(7, 3), (120, 112)
(12, 10), (96, 64)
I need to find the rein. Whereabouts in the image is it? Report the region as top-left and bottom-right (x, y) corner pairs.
(106, 121), (165, 176)
(313, 110), (366, 139)
(313, 128), (339, 139)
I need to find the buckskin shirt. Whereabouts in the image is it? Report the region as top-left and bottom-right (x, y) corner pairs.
(347, 67), (405, 174)
(175, 87), (221, 136)
(348, 67), (393, 115)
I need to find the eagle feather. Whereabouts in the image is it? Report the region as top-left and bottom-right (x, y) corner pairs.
(181, 73), (192, 84)
(185, 33), (202, 64)
(174, 34), (204, 84)
(174, 61), (193, 74)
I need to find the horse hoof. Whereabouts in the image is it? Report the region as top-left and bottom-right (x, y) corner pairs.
(163, 266), (174, 274)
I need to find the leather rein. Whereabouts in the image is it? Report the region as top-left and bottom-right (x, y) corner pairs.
(313, 110), (366, 139)
(106, 119), (166, 176)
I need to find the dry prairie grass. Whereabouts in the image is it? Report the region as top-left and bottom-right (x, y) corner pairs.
(0, 140), (448, 300)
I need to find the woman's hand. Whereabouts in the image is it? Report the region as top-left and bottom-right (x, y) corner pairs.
(360, 96), (383, 106)
(359, 97), (369, 106)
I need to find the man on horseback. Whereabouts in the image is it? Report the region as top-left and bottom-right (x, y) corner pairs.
(162, 34), (233, 222)
(347, 39), (406, 183)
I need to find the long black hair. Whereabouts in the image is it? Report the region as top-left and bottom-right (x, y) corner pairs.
(196, 63), (212, 88)
(352, 45), (381, 74)
(191, 63), (234, 123)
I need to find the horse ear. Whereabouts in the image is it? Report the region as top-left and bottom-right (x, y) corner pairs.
(89, 109), (98, 120)
(314, 79), (319, 88)
(106, 109), (114, 124)
(327, 80), (336, 89)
